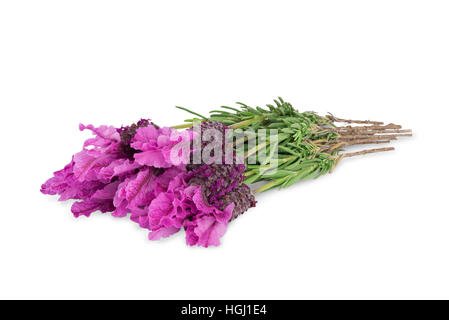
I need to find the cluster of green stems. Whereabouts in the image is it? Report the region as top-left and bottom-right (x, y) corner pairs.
(173, 98), (411, 193)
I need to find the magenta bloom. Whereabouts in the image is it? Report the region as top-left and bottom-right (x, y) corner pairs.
(41, 123), (129, 217)
(71, 181), (118, 217)
(131, 126), (193, 168)
(97, 158), (141, 182)
(112, 166), (185, 219)
(41, 122), (194, 220)
(41, 119), (255, 248)
(72, 124), (124, 182)
(146, 173), (235, 247)
(184, 188), (235, 247)
(128, 167), (184, 227)
(41, 156), (117, 217)
(41, 157), (104, 202)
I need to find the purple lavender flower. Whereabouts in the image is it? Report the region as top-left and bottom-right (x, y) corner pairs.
(142, 121), (256, 247)
(131, 125), (194, 168)
(42, 119), (255, 247)
(186, 121), (255, 214)
(41, 123), (126, 217)
(118, 119), (153, 158)
(146, 172), (235, 247)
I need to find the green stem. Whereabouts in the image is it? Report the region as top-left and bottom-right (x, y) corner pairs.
(171, 123), (194, 129)
(246, 140), (269, 159)
(254, 177), (288, 194)
(175, 106), (208, 120)
(244, 170), (257, 177)
(230, 115), (266, 129)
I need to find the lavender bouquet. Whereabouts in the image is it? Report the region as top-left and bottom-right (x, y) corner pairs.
(41, 98), (410, 247)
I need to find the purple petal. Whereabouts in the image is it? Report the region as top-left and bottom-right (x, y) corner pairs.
(148, 226), (180, 241)
(193, 215), (228, 248)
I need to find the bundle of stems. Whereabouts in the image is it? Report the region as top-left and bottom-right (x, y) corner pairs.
(174, 98), (411, 193)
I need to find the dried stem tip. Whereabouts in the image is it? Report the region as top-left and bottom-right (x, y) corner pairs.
(342, 147), (395, 158)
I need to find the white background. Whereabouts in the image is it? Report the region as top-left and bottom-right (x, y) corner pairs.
(0, 0), (448, 299)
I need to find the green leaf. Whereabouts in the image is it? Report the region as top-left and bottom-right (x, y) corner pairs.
(175, 106), (208, 120)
